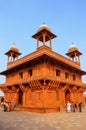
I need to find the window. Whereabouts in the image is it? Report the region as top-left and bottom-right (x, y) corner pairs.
(56, 69), (60, 76)
(19, 72), (23, 79)
(73, 75), (76, 81)
(29, 69), (32, 77)
(65, 72), (68, 79)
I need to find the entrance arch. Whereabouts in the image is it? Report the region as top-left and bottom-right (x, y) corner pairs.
(65, 89), (71, 102)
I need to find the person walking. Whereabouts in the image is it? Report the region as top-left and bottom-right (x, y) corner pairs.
(71, 102), (76, 112)
(3, 102), (7, 112)
(67, 101), (71, 112)
(78, 102), (82, 112)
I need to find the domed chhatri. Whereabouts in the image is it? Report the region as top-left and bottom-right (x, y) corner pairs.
(68, 43), (78, 53)
(37, 23), (51, 33)
(9, 43), (19, 53)
(66, 43), (82, 63)
(5, 43), (21, 63)
(32, 23), (57, 50)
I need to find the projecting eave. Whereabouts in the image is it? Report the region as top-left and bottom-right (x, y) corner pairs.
(66, 50), (82, 56)
(5, 50), (22, 55)
(76, 70), (86, 75)
(80, 70), (86, 75)
(0, 62), (86, 76)
(32, 29), (57, 41)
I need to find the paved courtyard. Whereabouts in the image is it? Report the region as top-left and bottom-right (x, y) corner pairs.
(0, 107), (86, 130)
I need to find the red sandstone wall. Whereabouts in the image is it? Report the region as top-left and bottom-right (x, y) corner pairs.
(6, 61), (82, 84)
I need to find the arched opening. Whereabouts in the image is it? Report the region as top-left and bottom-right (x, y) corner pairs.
(1, 97), (4, 102)
(18, 89), (23, 105)
(65, 89), (71, 103)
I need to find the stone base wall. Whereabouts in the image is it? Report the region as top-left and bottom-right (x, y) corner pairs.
(15, 106), (60, 113)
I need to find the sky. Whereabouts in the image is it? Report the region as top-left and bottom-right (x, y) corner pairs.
(0, 0), (86, 91)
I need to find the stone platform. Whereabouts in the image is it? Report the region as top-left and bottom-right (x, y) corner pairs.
(0, 106), (86, 130)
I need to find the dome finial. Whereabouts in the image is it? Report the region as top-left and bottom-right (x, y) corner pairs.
(13, 42), (15, 45)
(43, 22), (45, 25)
(10, 43), (16, 49)
(37, 23), (51, 32)
(68, 43), (78, 53)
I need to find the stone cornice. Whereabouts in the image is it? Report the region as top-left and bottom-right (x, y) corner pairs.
(0, 75), (86, 88)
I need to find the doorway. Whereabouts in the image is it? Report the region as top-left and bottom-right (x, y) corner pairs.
(65, 89), (70, 103)
(18, 89), (23, 105)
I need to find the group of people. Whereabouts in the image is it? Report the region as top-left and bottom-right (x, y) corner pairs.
(66, 101), (82, 113)
(1, 101), (15, 112)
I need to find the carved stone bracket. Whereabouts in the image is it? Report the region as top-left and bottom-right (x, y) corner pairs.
(20, 84), (29, 92)
(29, 80), (42, 90)
(46, 80), (59, 90)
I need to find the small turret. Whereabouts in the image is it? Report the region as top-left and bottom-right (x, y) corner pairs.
(5, 43), (21, 63)
(32, 23), (57, 50)
(66, 43), (82, 65)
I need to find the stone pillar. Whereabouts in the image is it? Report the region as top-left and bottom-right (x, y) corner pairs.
(23, 92), (26, 107)
(60, 91), (65, 106)
(10, 53), (13, 62)
(15, 92), (19, 105)
(78, 55), (80, 62)
(8, 56), (9, 63)
(75, 53), (77, 62)
(43, 33), (46, 45)
(59, 90), (66, 112)
(16, 56), (18, 60)
(50, 39), (52, 49)
(36, 39), (39, 49)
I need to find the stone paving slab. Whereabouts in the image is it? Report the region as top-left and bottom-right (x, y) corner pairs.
(0, 107), (86, 130)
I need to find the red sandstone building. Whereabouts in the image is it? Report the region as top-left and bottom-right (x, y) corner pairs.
(0, 24), (86, 112)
